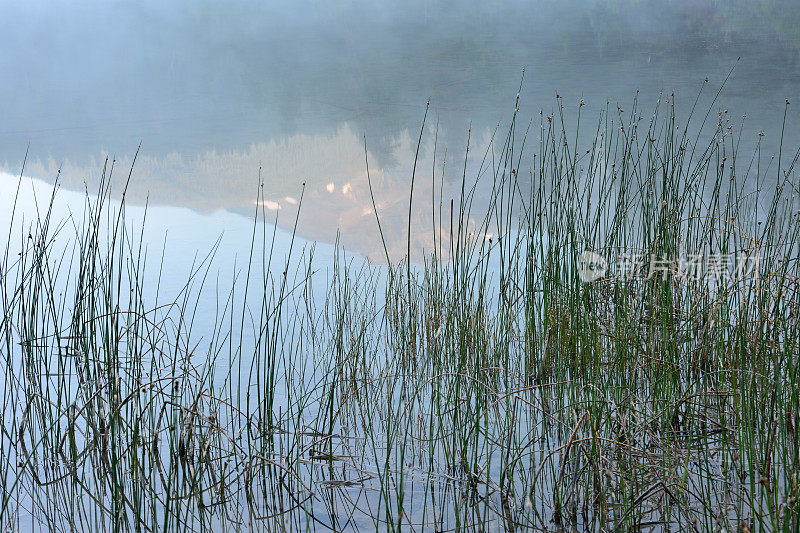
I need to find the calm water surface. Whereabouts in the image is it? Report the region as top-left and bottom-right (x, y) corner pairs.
(1, 5), (798, 529)
(2, 0), (799, 261)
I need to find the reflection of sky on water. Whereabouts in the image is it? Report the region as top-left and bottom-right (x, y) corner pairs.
(2, 0), (799, 259)
(0, 171), (340, 343)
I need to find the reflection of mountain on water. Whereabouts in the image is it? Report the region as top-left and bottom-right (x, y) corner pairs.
(7, 0), (800, 263)
(20, 124), (485, 264)
(22, 124), (371, 212)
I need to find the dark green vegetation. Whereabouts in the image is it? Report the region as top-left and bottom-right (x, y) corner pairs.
(2, 86), (800, 531)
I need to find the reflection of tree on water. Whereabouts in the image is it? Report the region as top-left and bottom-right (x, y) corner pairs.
(230, 0), (800, 163)
(4, 0), (797, 174)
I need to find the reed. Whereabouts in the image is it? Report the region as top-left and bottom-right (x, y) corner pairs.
(1, 86), (799, 531)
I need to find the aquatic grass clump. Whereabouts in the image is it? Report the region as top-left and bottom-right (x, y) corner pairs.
(1, 83), (800, 531)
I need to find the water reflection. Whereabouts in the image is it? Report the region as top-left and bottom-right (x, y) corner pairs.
(20, 124), (465, 262)
(1, 0), (798, 260)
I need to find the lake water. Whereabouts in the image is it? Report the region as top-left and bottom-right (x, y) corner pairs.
(2, 0), (799, 264)
(2, 4), (799, 529)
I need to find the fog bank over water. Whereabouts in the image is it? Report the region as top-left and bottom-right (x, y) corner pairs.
(2, 0), (798, 257)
